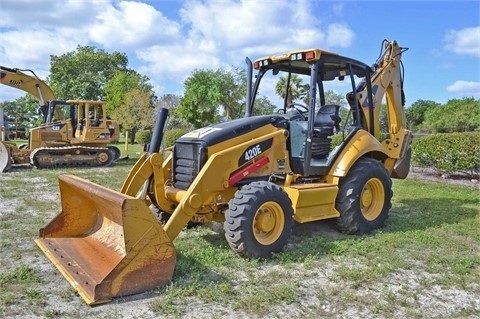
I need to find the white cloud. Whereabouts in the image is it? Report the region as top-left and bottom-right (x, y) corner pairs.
(0, 1), (100, 70)
(326, 24), (355, 48)
(0, 0), (356, 100)
(444, 26), (480, 57)
(180, 0), (292, 49)
(179, 0), (352, 51)
(0, 30), (78, 70)
(332, 2), (344, 16)
(0, 0), (101, 29)
(136, 0), (355, 95)
(447, 80), (480, 97)
(137, 39), (220, 81)
(89, 1), (181, 49)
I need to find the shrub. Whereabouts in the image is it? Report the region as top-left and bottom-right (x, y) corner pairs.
(411, 132), (480, 176)
(136, 130), (152, 144)
(421, 98), (480, 133)
(164, 128), (189, 147)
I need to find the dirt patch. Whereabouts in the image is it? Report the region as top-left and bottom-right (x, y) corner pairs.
(408, 166), (479, 188)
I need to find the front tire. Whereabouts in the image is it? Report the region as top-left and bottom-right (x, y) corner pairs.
(335, 158), (392, 234)
(224, 181), (294, 258)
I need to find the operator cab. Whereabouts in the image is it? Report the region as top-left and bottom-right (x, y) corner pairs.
(248, 49), (375, 176)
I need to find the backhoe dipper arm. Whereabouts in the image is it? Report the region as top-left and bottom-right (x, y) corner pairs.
(356, 40), (408, 139)
(355, 40), (412, 177)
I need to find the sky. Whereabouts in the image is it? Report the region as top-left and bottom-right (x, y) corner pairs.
(0, 0), (479, 107)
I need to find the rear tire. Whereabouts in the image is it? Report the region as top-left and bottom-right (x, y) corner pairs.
(224, 181), (293, 258)
(335, 157), (392, 234)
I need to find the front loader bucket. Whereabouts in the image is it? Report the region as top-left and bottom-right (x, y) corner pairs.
(34, 174), (176, 305)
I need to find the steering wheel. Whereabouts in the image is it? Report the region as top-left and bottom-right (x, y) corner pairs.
(287, 103), (309, 115)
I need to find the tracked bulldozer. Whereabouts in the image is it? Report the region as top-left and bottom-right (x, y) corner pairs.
(35, 39), (412, 305)
(0, 66), (120, 171)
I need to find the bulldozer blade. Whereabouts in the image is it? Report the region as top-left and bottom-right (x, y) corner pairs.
(0, 142), (12, 172)
(34, 174), (176, 305)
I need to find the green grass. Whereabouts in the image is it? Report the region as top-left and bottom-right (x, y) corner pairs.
(0, 163), (478, 318)
(146, 178), (480, 318)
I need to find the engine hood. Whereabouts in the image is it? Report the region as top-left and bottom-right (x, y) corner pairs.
(177, 115), (287, 146)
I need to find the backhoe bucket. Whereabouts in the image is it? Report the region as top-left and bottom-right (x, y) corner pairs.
(34, 174), (176, 305)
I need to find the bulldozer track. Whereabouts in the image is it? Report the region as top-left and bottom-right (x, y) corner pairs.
(30, 145), (115, 169)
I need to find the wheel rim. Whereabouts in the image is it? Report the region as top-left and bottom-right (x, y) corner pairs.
(360, 177), (385, 221)
(252, 201), (284, 245)
(97, 151), (110, 164)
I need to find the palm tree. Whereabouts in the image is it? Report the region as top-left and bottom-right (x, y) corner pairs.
(275, 74), (309, 106)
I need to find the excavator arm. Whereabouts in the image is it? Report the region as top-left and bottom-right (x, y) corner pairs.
(0, 66), (56, 105)
(0, 66), (56, 124)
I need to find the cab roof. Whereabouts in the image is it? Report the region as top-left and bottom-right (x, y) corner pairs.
(253, 48), (372, 80)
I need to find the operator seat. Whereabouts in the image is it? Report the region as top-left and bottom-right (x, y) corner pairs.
(313, 104), (341, 136)
(311, 104), (341, 159)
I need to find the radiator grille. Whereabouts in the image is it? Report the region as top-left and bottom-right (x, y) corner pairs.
(172, 141), (207, 190)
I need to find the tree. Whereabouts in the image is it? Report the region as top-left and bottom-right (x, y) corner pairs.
(406, 100), (441, 132)
(251, 96), (276, 116)
(423, 97), (480, 133)
(104, 70), (155, 142)
(49, 46), (129, 100)
(156, 94), (192, 131)
(1, 95), (40, 138)
(113, 88), (154, 143)
(177, 69), (243, 128)
(443, 97), (480, 132)
(222, 67), (247, 120)
(323, 90), (346, 106)
(104, 70), (154, 115)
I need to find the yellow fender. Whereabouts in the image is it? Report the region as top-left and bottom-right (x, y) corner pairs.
(330, 130), (387, 177)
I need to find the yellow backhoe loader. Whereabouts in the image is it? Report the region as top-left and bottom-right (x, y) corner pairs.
(35, 39), (412, 305)
(0, 66), (120, 172)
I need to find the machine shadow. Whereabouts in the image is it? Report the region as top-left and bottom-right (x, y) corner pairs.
(198, 194), (478, 263)
(102, 193), (478, 305)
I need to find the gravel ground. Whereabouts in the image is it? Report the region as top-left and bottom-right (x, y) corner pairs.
(1, 166), (479, 319)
